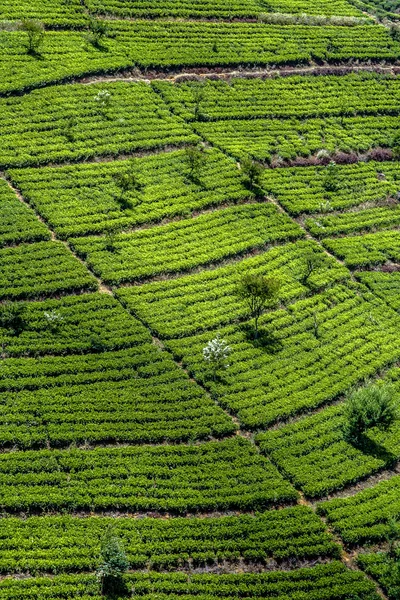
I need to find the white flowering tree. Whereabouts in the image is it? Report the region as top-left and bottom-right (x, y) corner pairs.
(203, 333), (231, 380)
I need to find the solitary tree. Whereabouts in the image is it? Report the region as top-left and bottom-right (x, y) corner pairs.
(85, 17), (110, 49)
(321, 161), (340, 192)
(240, 157), (264, 196)
(0, 302), (27, 336)
(236, 274), (281, 338)
(184, 144), (206, 182)
(96, 528), (129, 596)
(203, 333), (231, 381)
(113, 165), (143, 209)
(342, 382), (397, 446)
(299, 248), (324, 286)
(19, 19), (44, 55)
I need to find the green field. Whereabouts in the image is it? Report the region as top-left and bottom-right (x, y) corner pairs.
(2, 0), (400, 598)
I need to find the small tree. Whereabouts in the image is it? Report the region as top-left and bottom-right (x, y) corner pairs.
(113, 166), (143, 210)
(299, 249), (324, 286)
(203, 333), (231, 380)
(61, 116), (77, 143)
(184, 145), (206, 182)
(0, 302), (27, 336)
(19, 19), (44, 55)
(321, 161), (340, 192)
(192, 85), (205, 120)
(96, 528), (129, 596)
(85, 17), (110, 48)
(104, 229), (119, 252)
(342, 382), (397, 446)
(240, 157), (264, 196)
(236, 274), (281, 338)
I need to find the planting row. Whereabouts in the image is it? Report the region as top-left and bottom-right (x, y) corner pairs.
(0, 0), (87, 26)
(318, 475), (400, 545)
(0, 345), (234, 447)
(358, 552), (400, 600)
(0, 179), (49, 247)
(0, 241), (97, 300)
(0, 563), (380, 599)
(195, 114), (400, 162)
(70, 204), (303, 284)
(9, 148), (249, 238)
(1, 22), (399, 96)
(0, 437), (296, 513)
(85, 0), (362, 18)
(154, 73), (400, 122)
(0, 82), (196, 169)
(260, 160), (400, 216)
(257, 398), (400, 497)
(0, 506), (339, 574)
(117, 240), (348, 338)
(357, 271), (400, 312)
(164, 284), (400, 427)
(0, 293), (151, 357)
(323, 229), (400, 268)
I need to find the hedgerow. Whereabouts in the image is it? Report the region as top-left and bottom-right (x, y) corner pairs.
(195, 114), (400, 162)
(0, 0), (87, 26)
(0, 82), (197, 169)
(84, 0), (264, 18)
(1, 22), (399, 96)
(84, 0), (362, 18)
(0, 293), (151, 357)
(116, 240), (347, 338)
(318, 475), (400, 545)
(358, 552), (400, 599)
(0, 241), (97, 300)
(257, 397), (400, 497)
(356, 271), (400, 311)
(261, 160), (400, 216)
(0, 437), (297, 513)
(153, 73), (400, 122)
(70, 204), (303, 284)
(164, 284), (400, 428)
(0, 563), (380, 599)
(306, 206), (400, 238)
(323, 229), (400, 268)
(0, 344), (234, 447)
(0, 506), (339, 574)
(8, 149), (248, 238)
(0, 179), (49, 247)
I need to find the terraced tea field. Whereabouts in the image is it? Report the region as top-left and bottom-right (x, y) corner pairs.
(2, 0), (400, 598)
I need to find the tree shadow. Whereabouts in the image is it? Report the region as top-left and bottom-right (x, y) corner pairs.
(241, 324), (282, 353)
(354, 434), (398, 466)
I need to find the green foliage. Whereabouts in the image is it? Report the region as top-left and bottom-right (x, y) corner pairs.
(8, 149), (247, 238)
(322, 160), (340, 192)
(0, 302), (26, 336)
(85, 17), (110, 48)
(19, 19), (44, 55)
(184, 144), (207, 182)
(0, 241), (97, 301)
(319, 475), (400, 545)
(342, 382), (397, 445)
(70, 204), (300, 285)
(96, 527), (129, 595)
(240, 157), (264, 195)
(0, 563), (381, 599)
(236, 273), (281, 336)
(0, 438), (296, 512)
(0, 506), (339, 574)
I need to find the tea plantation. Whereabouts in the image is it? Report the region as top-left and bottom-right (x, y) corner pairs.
(1, 0), (400, 598)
